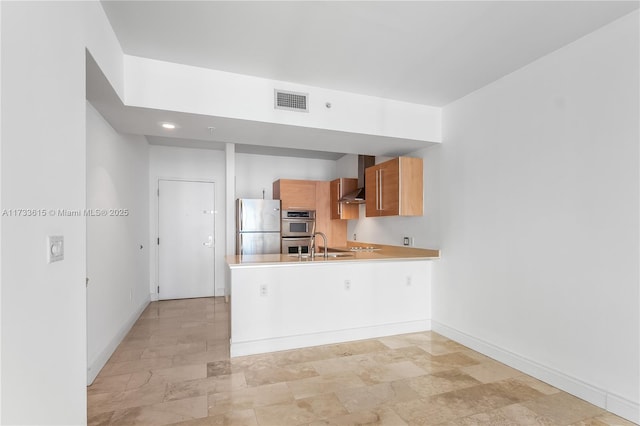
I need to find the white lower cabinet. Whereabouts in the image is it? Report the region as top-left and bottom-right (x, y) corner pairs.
(228, 260), (432, 356)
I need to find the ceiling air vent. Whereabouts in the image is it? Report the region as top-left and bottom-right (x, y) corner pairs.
(274, 89), (308, 112)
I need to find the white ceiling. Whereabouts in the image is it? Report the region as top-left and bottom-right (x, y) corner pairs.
(94, 1), (639, 158)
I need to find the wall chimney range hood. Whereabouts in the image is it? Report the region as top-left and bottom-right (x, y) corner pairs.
(339, 155), (375, 204)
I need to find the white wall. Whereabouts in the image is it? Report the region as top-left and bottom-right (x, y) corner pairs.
(235, 153), (337, 200)
(0, 2), (123, 423)
(86, 102), (149, 384)
(124, 55), (441, 143)
(343, 10), (639, 422)
(149, 145), (227, 297)
(434, 11), (638, 421)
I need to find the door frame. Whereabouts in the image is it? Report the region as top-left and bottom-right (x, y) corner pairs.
(155, 177), (216, 300)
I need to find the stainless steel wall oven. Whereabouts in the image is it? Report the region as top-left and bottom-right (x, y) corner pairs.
(281, 210), (315, 253)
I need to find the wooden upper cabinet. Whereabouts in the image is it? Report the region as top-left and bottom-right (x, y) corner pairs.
(273, 179), (348, 247)
(330, 178), (359, 220)
(273, 179), (317, 210)
(365, 157), (423, 217)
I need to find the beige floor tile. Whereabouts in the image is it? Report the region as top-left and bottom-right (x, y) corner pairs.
(377, 335), (415, 349)
(456, 348), (496, 364)
(87, 410), (114, 426)
(446, 403), (558, 425)
(418, 339), (470, 356)
(460, 360), (523, 383)
(286, 371), (367, 399)
(99, 356), (173, 377)
(210, 372), (248, 393)
(511, 375), (561, 396)
(208, 382), (294, 415)
(327, 339), (389, 357)
(109, 395), (208, 426)
(309, 406), (408, 425)
(406, 369), (482, 397)
(311, 353), (379, 375)
(152, 364), (208, 384)
(356, 360), (427, 385)
(254, 393), (348, 426)
(269, 345), (338, 367)
(393, 395), (479, 425)
(388, 332), (433, 347)
(230, 352), (280, 371)
(521, 393), (606, 425)
(166, 373), (247, 401)
(569, 418), (610, 426)
(335, 379), (419, 412)
(172, 348), (230, 367)
(206, 408), (259, 426)
(87, 373), (132, 395)
(108, 347), (145, 362)
(88, 298), (630, 426)
(408, 352), (481, 375)
(141, 341), (207, 359)
(244, 362), (319, 387)
(427, 379), (543, 414)
(87, 382), (168, 415)
(589, 412), (638, 426)
(368, 346), (434, 369)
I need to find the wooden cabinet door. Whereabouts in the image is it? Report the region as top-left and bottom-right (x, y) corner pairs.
(318, 181), (348, 247)
(365, 157), (422, 217)
(273, 179), (316, 210)
(398, 157), (423, 216)
(330, 178), (359, 220)
(378, 158), (400, 216)
(365, 165), (381, 217)
(366, 160), (399, 217)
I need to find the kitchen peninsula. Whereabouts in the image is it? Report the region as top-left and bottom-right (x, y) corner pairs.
(226, 243), (439, 357)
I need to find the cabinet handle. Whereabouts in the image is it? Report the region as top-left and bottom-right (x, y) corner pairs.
(379, 170), (384, 211)
(376, 170), (381, 211)
(337, 181), (342, 216)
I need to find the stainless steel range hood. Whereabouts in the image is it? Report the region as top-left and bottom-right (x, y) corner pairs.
(339, 155), (375, 204)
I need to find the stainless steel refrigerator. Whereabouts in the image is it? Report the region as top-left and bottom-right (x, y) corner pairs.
(235, 199), (281, 255)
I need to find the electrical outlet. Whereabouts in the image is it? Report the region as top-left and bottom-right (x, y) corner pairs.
(406, 276), (412, 286)
(47, 235), (64, 263)
(403, 236), (410, 246)
(259, 284), (268, 297)
(344, 279), (351, 290)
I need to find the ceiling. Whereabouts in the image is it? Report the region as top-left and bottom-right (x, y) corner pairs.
(95, 1), (638, 158)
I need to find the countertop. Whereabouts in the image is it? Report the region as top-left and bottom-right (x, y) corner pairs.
(226, 242), (440, 267)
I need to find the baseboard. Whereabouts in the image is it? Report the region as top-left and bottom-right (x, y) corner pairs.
(432, 321), (639, 424)
(231, 320), (431, 357)
(606, 393), (640, 424)
(87, 297), (150, 385)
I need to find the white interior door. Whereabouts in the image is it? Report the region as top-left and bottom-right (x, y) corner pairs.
(158, 179), (215, 300)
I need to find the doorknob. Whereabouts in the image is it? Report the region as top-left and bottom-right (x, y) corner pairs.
(203, 235), (213, 248)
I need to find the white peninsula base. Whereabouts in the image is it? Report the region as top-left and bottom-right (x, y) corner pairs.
(227, 259), (432, 357)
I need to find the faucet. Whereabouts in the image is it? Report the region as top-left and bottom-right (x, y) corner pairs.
(310, 232), (328, 259)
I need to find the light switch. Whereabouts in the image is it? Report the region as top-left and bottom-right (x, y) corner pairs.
(48, 235), (64, 263)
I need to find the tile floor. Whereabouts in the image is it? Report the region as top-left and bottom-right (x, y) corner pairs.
(88, 298), (635, 426)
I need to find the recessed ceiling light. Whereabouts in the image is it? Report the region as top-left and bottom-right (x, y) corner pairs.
(161, 122), (176, 129)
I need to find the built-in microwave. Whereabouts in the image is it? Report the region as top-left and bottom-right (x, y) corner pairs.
(281, 210), (316, 238)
